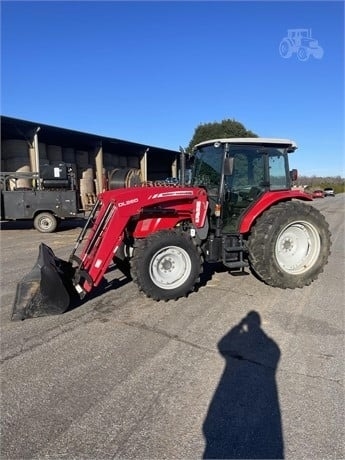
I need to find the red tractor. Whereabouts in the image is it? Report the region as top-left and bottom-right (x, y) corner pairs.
(12, 138), (331, 320)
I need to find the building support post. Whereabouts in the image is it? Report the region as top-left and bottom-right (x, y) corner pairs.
(95, 141), (104, 194)
(171, 158), (177, 179)
(33, 127), (41, 189)
(140, 148), (148, 183)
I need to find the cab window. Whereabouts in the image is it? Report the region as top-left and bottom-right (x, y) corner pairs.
(269, 155), (288, 190)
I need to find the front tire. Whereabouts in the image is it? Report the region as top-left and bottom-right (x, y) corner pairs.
(247, 201), (331, 289)
(131, 230), (202, 300)
(297, 46), (310, 61)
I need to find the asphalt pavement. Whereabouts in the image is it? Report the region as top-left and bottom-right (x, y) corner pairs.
(0, 194), (344, 459)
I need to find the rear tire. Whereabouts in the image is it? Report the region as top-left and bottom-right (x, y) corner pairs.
(279, 39), (293, 58)
(247, 201), (331, 288)
(131, 230), (202, 300)
(33, 212), (58, 233)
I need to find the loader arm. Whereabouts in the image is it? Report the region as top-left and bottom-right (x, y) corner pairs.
(73, 186), (208, 295)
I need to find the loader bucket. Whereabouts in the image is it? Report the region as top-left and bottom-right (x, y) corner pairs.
(12, 243), (75, 321)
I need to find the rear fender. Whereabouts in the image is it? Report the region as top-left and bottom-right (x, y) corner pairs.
(239, 190), (312, 234)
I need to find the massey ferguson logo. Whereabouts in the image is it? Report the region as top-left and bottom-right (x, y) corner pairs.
(149, 191), (194, 199)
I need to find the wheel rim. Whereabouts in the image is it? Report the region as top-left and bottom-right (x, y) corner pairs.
(149, 246), (192, 290)
(39, 217), (53, 231)
(275, 220), (321, 275)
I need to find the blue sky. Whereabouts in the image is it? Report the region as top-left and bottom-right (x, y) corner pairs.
(1, 1), (344, 177)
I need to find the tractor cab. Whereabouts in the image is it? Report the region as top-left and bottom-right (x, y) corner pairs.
(191, 138), (298, 232)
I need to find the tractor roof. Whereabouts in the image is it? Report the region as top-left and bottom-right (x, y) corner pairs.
(194, 138), (298, 152)
(288, 28), (310, 33)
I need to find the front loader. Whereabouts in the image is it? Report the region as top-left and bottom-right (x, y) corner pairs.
(12, 138), (332, 320)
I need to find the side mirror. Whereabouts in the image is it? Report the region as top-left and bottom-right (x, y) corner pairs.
(290, 169), (298, 181)
(224, 157), (234, 176)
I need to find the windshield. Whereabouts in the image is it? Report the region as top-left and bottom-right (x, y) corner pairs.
(192, 144), (224, 194)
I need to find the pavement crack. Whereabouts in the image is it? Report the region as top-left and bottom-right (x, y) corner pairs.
(220, 350), (276, 370)
(278, 368), (342, 386)
(114, 319), (217, 355)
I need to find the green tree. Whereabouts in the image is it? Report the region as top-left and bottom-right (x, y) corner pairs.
(186, 118), (257, 153)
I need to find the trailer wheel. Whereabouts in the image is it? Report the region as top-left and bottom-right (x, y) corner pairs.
(33, 212), (58, 233)
(247, 201), (331, 289)
(131, 230), (202, 300)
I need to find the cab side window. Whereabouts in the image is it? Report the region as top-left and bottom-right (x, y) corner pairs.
(269, 155), (288, 190)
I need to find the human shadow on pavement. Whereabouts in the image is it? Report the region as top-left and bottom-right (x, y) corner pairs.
(203, 311), (283, 459)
